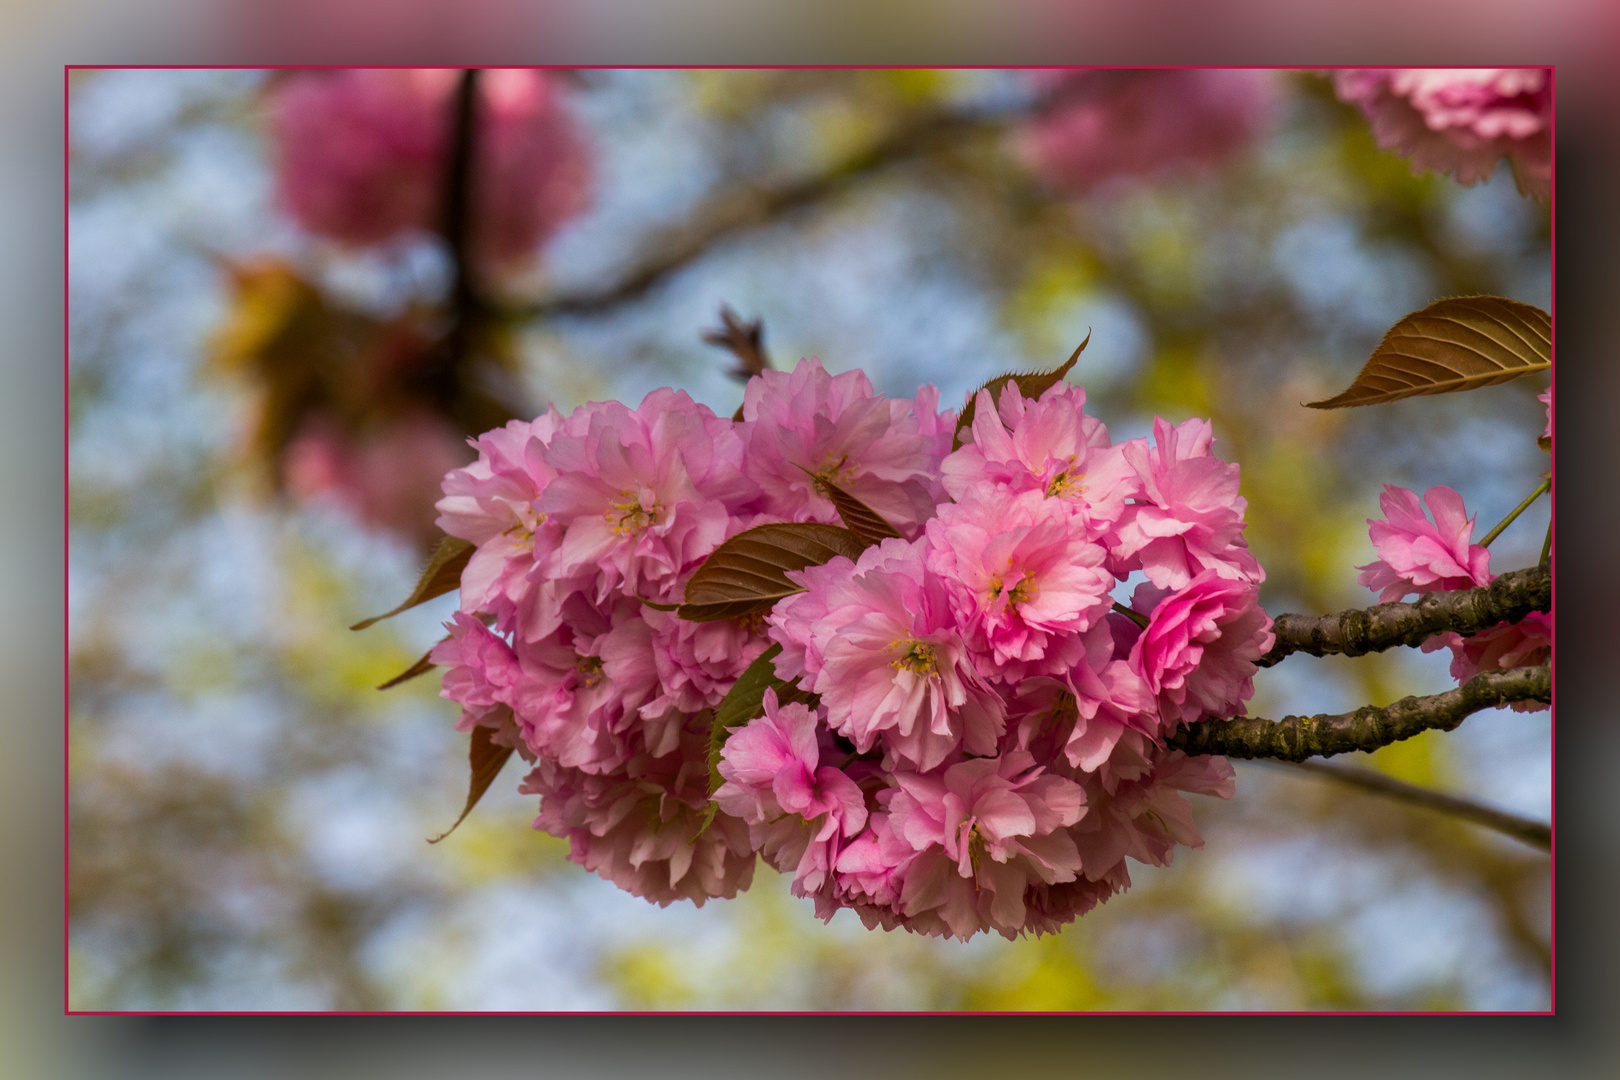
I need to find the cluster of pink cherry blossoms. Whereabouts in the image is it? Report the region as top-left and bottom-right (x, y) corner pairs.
(428, 359), (1272, 939)
(1333, 68), (1552, 198)
(269, 68), (592, 271)
(1358, 482), (1550, 711)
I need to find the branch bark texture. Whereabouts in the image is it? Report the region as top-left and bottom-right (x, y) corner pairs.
(1259, 565), (1550, 668)
(1166, 665), (1550, 762)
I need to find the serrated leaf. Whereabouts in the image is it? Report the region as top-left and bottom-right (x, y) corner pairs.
(428, 724), (514, 844)
(377, 644), (439, 690)
(1307, 296), (1551, 409)
(676, 523), (864, 622)
(351, 536), (474, 631)
(817, 477), (903, 547)
(953, 332), (1089, 451)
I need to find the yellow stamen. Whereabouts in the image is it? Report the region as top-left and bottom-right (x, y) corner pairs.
(576, 655), (604, 688)
(890, 638), (939, 675)
(606, 491), (659, 534)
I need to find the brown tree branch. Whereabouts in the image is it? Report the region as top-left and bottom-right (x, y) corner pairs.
(441, 68), (484, 365)
(1258, 565), (1550, 668)
(1271, 759), (1551, 851)
(1166, 665), (1550, 762)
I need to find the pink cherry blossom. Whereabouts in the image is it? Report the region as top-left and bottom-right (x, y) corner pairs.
(522, 718), (757, 906)
(885, 751), (1087, 939)
(1357, 484), (1492, 603)
(715, 691), (868, 894)
(942, 384), (1140, 537)
(1070, 749), (1235, 879)
(1540, 386), (1552, 447)
(1429, 612), (1551, 714)
(926, 488), (1115, 679)
(506, 596), (657, 772)
(538, 389), (756, 612)
(434, 413), (565, 632)
(770, 537), (1005, 771)
(1017, 69), (1276, 196)
(284, 408), (473, 547)
(431, 610), (522, 733)
(739, 358), (946, 537)
(1113, 416), (1263, 590)
(269, 68), (591, 269)
(1334, 68), (1551, 198)
(1130, 571), (1274, 731)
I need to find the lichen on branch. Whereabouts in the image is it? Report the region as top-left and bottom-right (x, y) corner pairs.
(1166, 665), (1550, 762)
(1258, 565), (1550, 668)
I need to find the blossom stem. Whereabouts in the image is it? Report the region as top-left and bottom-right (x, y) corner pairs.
(1112, 601), (1149, 629)
(1258, 565), (1549, 668)
(1478, 478), (1550, 549)
(1265, 759), (1551, 851)
(1166, 665), (1550, 762)
(1539, 522), (1551, 565)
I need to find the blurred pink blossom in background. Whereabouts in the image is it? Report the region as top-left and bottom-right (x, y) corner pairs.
(269, 68), (592, 270)
(1016, 69), (1277, 196)
(283, 408), (474, 546)
(1333, 68), (1552, 198)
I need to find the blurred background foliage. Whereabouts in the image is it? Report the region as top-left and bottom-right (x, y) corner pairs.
(68, 67), (1551, 1011)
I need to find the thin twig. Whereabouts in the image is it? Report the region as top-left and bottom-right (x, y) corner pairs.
(1166, 665), (1550, 762)
(702, 304), (772, 382)
(1266, 759), (1551, 851)
(1479, 478), (1550, 549)
(1259, 565), (1550, 668)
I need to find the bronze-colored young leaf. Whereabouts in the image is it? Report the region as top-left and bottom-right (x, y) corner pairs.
(1307, 296), (1551, 409)
(377, 645), (439, 690)
(427, 723), (514, 844)
(351, 536), (475, 631)
(814, 475), (903, 547)
(953, 332), (1089, 450)
(677, 522), (864, 621)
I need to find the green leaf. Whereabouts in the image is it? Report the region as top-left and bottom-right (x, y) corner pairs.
(703, 644), (818, 792)
(817, 477), (903, 548)
(428, 723), (514, 844)
(705, 645), (783, 794)
(1307, 296), (1551, 409)
(953, 332), (1089, 451)
(677, 522), (864, 622)
(351, 536), (474, 631)
(694, 646), (822, 839)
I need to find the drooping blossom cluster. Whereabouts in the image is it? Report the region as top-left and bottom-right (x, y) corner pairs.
(430, 359), (1270, 938)
(1333, 68), (1552, 198)
(1015, 69), (1277, 196)
(1358, 482), (1549, 712)
(269, 68), (592, 270)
